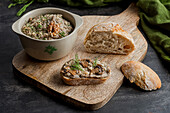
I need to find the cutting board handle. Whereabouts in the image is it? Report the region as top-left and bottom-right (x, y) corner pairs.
(118, 3), (140, 26)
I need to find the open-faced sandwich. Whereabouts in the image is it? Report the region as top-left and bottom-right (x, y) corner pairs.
(60, 55), (111, 85)
(84, 22), (135, 54)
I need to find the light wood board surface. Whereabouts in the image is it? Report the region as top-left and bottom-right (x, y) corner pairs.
(12, 3), (148, 110)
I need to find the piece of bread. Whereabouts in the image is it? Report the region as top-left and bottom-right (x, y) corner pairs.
(60, 59), (110, 85)
(121, 61), (161, 91)
(84, 22), (135, 54)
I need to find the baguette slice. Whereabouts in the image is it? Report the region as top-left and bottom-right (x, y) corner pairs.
(60, 59), (110, 85)
(121, 61), (161, 91)
(84, 22), (135, 54)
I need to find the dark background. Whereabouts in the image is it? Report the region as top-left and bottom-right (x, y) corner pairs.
(0, 0), (170, 113)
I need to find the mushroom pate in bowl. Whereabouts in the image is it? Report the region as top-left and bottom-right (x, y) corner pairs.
(22, 14), (73, 40)
(12, 7), (83, 61)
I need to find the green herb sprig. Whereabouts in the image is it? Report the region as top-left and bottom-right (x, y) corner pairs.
(37, 24), (42, 29)
(59, 31), (65, 37)
(8, 0), (49, 16)
(70, 54), (83, 71)
(93, 58), (98, 67)
(17, 0), (34, 16)
(8, 0), (28, 8)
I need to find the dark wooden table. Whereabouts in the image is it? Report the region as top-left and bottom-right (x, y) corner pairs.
(0, 0), (170, 113)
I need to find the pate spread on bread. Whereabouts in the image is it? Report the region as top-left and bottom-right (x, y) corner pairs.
(60, 56), (110, 85)
(84, 22), (135, 54)
(121, 61), (161, 91)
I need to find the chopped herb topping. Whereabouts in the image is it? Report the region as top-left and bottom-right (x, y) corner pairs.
(59, 31), (65, 37)
(21, 14), (73, 40)
(93, 58), (98, 67)
(70, 54), (83, 71)
(37, 24), (42, 29)
(44, 17), (47, 20)
(71, 64), (84, 71)
(31, 26), (34, 31)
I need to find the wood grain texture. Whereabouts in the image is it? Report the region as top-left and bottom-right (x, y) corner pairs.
(12, 3), (147, 110)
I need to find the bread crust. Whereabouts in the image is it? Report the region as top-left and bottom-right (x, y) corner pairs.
(84, 22), (135, 55)
(121, 61), (161, 91)
(61, 74), (108, 86)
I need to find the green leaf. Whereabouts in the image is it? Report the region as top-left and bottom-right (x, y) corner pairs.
(17, 0), (34, 16)
(59, 31), (65, 37)
(8, 0), (29, 8)
(71, 64), (83, 71)
(70, 54), (84, 71)
(37, 0), (49, 3)
(75, 53), (79, 63)
(93, 57), (98, 67)
(8, 3), (17, 8)
(37, 24), (42, 29)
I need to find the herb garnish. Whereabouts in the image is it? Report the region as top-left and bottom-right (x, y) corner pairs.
(8, 0), (49, 16)
(31, 26), (34, 31)
(16, 0), (35, 16)
(59, 31), (65, 37)
(70, 54), (83, 71)
(93, 58), (98, 67)
(37, 24), (42, 29)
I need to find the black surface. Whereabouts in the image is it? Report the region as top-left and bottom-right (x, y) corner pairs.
(0, 0), (170, 113)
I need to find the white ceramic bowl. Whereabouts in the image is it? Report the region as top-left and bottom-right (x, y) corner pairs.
(12, 7), (83, 61)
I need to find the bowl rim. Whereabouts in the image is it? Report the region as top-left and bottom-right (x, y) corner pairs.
(14, 7), (83, 42)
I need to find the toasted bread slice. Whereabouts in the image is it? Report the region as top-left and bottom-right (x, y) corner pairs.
(60, 59), (110, 85)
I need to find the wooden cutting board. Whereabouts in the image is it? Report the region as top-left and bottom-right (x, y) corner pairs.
(12, 3), (147, 110)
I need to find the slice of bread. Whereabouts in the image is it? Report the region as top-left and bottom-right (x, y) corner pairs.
(60, 59), (110, 85)
(84, 22), (135, 54)
(121, 61), (161, 91)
